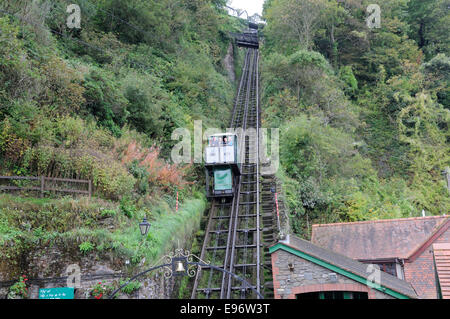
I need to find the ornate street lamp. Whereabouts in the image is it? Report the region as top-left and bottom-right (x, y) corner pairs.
(139, 218), (151, 237)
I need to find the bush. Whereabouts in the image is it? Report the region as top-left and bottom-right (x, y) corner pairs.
(79, 241), (95, 254)
(0, 17), (37, 102)
(7, 275), (29, 299)
(339, 66), (358, 97)
(90, 281), (114, 299)
(39, 56), (85, 114)
(119, 140), (188, 189)
(280, 115), (371, 181)
(119, 279), (141, 295)
(119, 198), (137, 219)
(82, 68), (129, 136)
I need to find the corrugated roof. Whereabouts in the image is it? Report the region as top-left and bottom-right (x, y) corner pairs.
(311, 216), (449, 260)
(433, 243), (450, 299)
(275, 235), (417, 298)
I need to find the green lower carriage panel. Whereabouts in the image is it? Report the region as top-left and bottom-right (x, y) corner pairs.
(214, 168), (232, 191)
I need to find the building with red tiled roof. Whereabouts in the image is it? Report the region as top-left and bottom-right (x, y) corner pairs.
(269, 235), (418, 299)
(310, 215), (450, 299)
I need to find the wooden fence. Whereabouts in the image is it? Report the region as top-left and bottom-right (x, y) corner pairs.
(0, 176), (92, 198)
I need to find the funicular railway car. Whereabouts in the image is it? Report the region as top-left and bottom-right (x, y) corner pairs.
(205, 133), (240, 198)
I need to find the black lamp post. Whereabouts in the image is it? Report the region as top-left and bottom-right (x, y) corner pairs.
(139, 218), (151, 236)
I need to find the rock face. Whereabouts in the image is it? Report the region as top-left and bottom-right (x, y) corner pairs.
(223, 42), (235, 84)
(0, 245), (174, 299)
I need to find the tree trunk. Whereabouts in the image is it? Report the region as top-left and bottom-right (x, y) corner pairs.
(330, 24), (338, 69)
(418, 21), (426, 48)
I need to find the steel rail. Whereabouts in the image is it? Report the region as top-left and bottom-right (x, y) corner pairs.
(225, 50), (255, 298)
(192, 47), (262, 299)
(226, 49), (261, 299)
(255, 50), (261, 298)
(229, 49), (251, 128)
(220, 49), (253, 298)
(192, 48), (253, 299)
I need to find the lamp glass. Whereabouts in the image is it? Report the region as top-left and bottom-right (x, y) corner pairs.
(139, 218), (151, 236)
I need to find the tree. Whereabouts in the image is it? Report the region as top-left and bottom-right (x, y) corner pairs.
(264, 0), (327, 52)
(407, 0), (450, 59)
(397, 92), (450, 213)
(421, 53), (450, 108)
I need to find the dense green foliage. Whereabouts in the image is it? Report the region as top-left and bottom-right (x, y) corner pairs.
(0, 0), (448, 281)
(262, 0), (449, 237)
(0, 0), (245, 277)
(0, 0), (244, 174)
(0, 0), (246, 197)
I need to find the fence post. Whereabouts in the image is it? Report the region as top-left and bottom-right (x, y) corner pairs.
(40, 176), (45, 198)
(88, 180), (92, 199)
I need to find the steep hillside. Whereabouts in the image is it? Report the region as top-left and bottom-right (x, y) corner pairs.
(261, 0), (449, 237)
(0, 0), (246, 294)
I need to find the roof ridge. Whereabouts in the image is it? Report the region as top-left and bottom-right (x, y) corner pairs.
(405, 217), (450, 261)
(312, 215), (448, 228)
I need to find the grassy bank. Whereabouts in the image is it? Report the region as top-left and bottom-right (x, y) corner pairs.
(0, 192), (207, 278)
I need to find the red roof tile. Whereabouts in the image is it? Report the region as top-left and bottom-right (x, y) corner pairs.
(434, 243), (450, 299)
(311, 216), (449, 260)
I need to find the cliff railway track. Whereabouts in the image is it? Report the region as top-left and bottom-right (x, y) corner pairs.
(191, 47), (278, 299)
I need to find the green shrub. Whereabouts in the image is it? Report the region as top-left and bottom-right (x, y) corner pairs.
(7, 275), (29, 299)
(82, 68), (129, 136)
(119, 279), (141, 295)
(339, 66), (358, 97)
(119, 198), (137, 219)
(100, 209), (117, 218)
(79, 241), (95, 254)
(90, 281), (114, 299)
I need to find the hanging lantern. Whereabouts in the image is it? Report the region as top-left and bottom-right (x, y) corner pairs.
(139, 218), (151, 236)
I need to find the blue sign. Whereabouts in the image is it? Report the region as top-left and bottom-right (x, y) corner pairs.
(39, 287), (74, 299)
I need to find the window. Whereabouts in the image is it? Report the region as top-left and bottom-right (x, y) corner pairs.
(296, 291), (368, 299)
(376, 263), (397, 277)
(361, 260), (404, 279)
